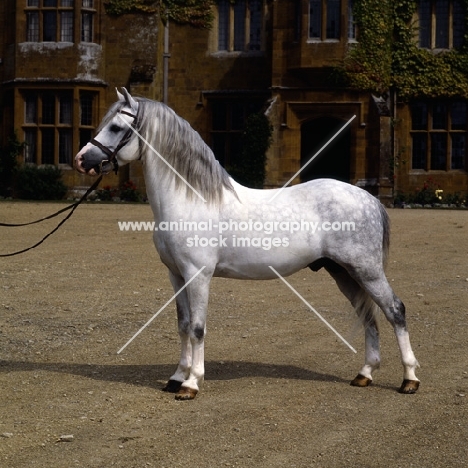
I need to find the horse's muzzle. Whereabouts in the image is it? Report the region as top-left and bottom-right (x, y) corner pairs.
(75, 144), (117, 176)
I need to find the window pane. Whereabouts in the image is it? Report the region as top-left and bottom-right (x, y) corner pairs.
(44, 0), (57, 6)
(80, 93), (93, 125)
(435, 0), (449, 48)
(432, 102), (447, 129)
(212, 102), (227, 131)
(249, 0), (262, 51)
(79, 129), (93, 150)
(82, 0), (94, 7)
(218, 0), (229, 50)
(211, 133), (227, 166)
(229, 133), (242, 167)
(453, 0), (465, 49)
(81, 12), (93, 42)
(60, 12), (74, 42)
(451, 134), (466, 169)
(431, 133), (447, 169)
(451, 102), (467, 130)
(41, 129), (55, 165)
(326, 0), (340, 39)
(43, 11), (57, 42)
(411, 102), (428, 130)
(412, 133), (427, 169)
(348, 0), (356, 40)
(309, 0), (322, 38)
(62, 0), (74, 6)
(419, 0), (431, 48)
(233, 0), (246, 51)
(42, 93), (56, 124)
(25, 95), (37, 124)
(59, 94), (73, 124)
(59, 129), (73, 165)
(24, 130), (37, 164)
(27, 0), (39, 7)
(231, 102), (245, 130)
(27, 12), (39, 42)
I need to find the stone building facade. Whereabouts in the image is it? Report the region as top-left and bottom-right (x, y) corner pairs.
(0, 0), (162, 193)
(1, 1), (467, 203)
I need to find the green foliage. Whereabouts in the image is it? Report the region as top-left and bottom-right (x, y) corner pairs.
(161, 0), (215, 28)
(228, 112), (272, 189)
(341, 0), (468, 99)
(104, 0), (215, 28)
(95, 180), (142, 202)
(342, 0), (393, 94)
(0, 133), (23, 197)
(96, 185), (118, 201)
(104, 0), (158, 15)
(395, 178), (467, 206)
(120, 180), (142, 201)
(15, 165), (67, 200)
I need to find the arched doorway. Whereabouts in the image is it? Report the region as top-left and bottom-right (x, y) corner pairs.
(300, 117), (351, 182)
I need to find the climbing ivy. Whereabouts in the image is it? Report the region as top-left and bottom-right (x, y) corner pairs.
(341, 0), (393, 94)
(104, 0), (216, 28)
(341, 0), (468, 99)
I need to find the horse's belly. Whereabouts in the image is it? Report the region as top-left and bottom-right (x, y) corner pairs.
(214, 244), (316, 280)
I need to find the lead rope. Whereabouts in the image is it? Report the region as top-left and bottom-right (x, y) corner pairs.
(0, 175), (102, 257)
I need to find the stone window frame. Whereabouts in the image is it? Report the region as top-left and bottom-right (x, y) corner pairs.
(417, 0), (465, 50)
(305, 0), (356, 43)
(22, 88), (98, 168)
(410, 100), (468, 172)
(215, 0), (264, 53)
(25, 0), (98, 44)
(207, 93), (267, 169)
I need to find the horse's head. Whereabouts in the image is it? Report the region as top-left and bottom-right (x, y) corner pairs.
(75, 88), (140, 176)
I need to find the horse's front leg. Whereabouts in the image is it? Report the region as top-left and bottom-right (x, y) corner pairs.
(162, 301), (192, 393)
(175, 273), (210, 400)
(162, 272), (192, 393)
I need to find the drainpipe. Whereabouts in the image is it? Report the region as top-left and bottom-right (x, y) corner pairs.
(392, 88), (397, 198)
(163, 14), (170, 105)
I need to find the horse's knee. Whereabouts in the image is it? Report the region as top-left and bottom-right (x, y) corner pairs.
(190, 324), (205, 341)
(178, 320), (190, 336)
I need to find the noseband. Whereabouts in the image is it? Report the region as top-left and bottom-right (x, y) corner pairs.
(89, 109), (139, 174)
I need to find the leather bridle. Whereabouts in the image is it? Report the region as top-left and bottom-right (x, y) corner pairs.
(89, 109), (139, 174)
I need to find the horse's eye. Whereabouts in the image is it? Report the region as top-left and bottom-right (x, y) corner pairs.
(110, 124), (121, 133)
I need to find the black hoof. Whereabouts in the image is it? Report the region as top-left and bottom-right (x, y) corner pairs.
(175, 386), (198, 400)
(162, 379), (183, 393)
(350, 374), (372, 387)
(398, 379), (420, 394)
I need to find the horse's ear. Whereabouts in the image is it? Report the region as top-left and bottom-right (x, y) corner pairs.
(119, 87), (138, 111)
(116, 88), (125, 101)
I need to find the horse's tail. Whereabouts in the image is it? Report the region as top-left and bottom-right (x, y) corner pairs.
(354, 201), (389, 330)
(353, 288), (380, 331)
(379, 201), (390, 268)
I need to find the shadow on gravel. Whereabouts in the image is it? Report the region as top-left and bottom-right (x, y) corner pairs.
(0, 359), (359, 390)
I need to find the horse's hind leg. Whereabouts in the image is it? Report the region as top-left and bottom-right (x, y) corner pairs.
(322, 262), (381, 387)
(359, 274), (420, 394)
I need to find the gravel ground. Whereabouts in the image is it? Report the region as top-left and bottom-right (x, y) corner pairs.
(0, 201), (467, 467)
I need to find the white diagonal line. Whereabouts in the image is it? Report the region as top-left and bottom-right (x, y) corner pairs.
(117, 266), (206, 354)
(117, 114), (207, 203)
(268, 115), (357, 203)
(268, 266), (356, 353)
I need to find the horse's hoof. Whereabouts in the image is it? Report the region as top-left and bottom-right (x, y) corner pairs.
(175, 386), (198, 400)
(162, 379), (183, 393)
(399, 379), (420, 394)
(350, 374), (372, 387)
